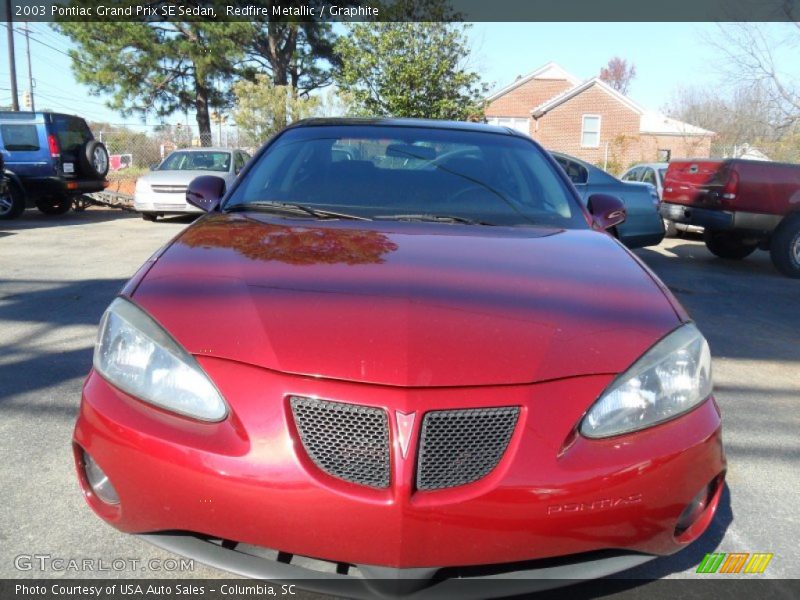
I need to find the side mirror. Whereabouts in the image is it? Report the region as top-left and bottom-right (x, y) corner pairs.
(149, 164), (160, 171)
(587, 193), (626, 230)
(186, 175), (226, 212)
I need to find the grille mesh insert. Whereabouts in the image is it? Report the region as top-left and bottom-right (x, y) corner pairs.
(416, 407), (520, 491)
(290, 396), (390, 489)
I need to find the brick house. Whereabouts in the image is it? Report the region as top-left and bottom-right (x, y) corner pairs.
(485, 62), (714, 173)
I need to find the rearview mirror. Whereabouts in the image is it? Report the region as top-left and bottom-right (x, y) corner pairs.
(587, 194), (626, 230)
(186, 175), (226, 212)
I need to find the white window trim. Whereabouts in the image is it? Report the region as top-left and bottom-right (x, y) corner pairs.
(486, 116), (529, 135)
(581, 114), (601, 148)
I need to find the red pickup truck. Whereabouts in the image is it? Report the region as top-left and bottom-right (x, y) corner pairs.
(660, 159), (800, 277)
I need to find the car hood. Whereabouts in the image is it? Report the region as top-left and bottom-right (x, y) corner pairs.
(131, 214), (681, 387)
(140, 170), (229, 185)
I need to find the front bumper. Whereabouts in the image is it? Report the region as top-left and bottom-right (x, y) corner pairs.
(74, 356), (725, 581)
(140, 532), (655, 598)
(134, 189), (203, 214)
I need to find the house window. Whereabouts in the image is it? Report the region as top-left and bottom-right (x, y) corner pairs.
(486, 117), (529, 136)
(581, 115), (601, 148)
(657, 149), (671, 162)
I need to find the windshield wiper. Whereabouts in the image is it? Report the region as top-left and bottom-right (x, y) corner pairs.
(376, 213), (494, 226)
(225, 201), (371, 221)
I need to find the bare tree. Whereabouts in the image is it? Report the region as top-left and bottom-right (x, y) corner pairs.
(712, 22), (800, 128)
(664, 83), (800, 162)
(599, 57), (637, 95)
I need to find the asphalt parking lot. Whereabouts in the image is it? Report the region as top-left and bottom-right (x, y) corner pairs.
(1, 208), (798, 594)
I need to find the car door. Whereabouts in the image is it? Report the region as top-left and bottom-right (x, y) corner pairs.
(641, 167), (659, 196)
(553, 155), (590, 201)
(221, 152), (239, 187)
(621, 167), (643, 183)
(234, 152), (247, 176)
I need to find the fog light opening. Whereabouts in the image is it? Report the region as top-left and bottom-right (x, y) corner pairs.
(675, 473), (724, 537)
(83, 451), (120, 505)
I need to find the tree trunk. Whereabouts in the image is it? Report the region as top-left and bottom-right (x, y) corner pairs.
(195, 80), (212, 147)
(266, 23), (297, 86)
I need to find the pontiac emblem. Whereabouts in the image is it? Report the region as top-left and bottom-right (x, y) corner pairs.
(395, 411), (416, 458)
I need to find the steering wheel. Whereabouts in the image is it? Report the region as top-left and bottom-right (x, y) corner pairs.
(413, 147), (478, 171)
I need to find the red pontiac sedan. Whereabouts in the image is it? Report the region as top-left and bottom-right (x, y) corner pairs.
(74, 119), (725, 597)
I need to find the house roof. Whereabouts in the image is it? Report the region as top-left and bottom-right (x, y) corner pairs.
(485, 61), (581, 102)
(489, 62), (715, 137)
(531, 77), (645, 117)
(730, 143), (771, 161)
(639, 112), (715, 136)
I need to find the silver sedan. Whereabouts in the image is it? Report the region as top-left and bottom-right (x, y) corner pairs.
(134, 148), (250, 221)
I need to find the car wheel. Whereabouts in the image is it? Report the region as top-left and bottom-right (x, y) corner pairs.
(141, 212), (158, 222)
(79, 140), (110, 179)
(769, 214), (800, 278)
(663, 218), (681, 238)
(36, 195), (73, 215)
(0, 180), (26, 220)
(703, 229), (758, 260)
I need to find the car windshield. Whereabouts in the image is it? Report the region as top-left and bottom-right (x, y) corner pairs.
(224, 125), (587, 228)
(160, 151), (230, 172)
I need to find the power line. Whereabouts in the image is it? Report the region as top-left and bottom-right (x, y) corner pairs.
(13, 26), (90, 68)
(32, 23), (68, 46)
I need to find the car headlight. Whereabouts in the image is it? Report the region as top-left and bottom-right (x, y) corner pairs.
(581, 324), (712, 438)
(134, 179), (150, 193)
(93, 297), (227, 421)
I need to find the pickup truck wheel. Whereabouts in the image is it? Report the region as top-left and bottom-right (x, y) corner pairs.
(770, 214), (800, 278)
(704, 230), (758, 260)
(0, 180), (25, 220)
(36, 195), (73, 215)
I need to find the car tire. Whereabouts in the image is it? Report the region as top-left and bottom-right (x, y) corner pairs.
(769, 214), (800, 278)
(141, 212), (158, 222)
(0, 179), (26, 220)
(79, 140), (110, 179)
(36, 195), (73, 215)
(703, 229), (758, 260)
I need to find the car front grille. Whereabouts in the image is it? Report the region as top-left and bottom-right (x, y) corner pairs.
(290, 397), (519, 492)
(153, 203), (188, 211)
(151, 185), (187, 194)
(416, 407), (520, 491)
(290, 396), (390, 489)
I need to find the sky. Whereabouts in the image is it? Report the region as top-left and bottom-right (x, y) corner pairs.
(1, 21), (796, 129)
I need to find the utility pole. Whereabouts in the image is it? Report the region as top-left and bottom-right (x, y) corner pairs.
(5, 0), (20, 110)
(23, 22), (34, 112)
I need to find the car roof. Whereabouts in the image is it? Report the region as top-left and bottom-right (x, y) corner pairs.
(627, 162), (669, 169)
(286, 117), (520, 137)
(0, 110), (86, 120)
(170, 147), (235, 153)
(550, 151), (594, 169)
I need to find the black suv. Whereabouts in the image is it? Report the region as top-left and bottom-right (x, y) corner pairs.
(0, 111), (109, 219)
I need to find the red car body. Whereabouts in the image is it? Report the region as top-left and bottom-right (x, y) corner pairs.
(74, 120), (725, 596)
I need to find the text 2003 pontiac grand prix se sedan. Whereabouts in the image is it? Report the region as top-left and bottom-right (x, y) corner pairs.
(73, 119), (725, 598)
